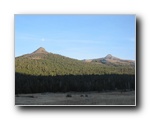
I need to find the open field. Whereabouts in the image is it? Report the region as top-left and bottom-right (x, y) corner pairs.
(15, 91), (135, 106)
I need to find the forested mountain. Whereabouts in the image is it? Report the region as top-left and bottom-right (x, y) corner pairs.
(15, 47), (135, 94)
(15, 47), (135, 76)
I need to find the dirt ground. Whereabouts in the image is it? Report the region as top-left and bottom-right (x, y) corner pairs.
(15, 91), (135, 106)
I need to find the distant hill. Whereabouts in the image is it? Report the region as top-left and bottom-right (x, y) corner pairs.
(15, 47), (135, 76)
(83, 54), (135, 67)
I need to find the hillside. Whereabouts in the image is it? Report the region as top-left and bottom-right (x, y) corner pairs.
(15, 47), (135, 76)
(15, 47), (135, 94)
(83, 54), (135, 66)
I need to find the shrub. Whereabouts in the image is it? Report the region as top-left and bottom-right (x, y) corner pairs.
(66, 94), (72, 97)
(85, 94), (88, 97)
(80, 94), (84, 97)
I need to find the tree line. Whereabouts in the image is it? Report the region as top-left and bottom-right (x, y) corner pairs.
(15, 72), (135, 94)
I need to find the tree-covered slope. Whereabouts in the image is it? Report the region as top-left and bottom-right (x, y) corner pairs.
(15, 47), (135, 76)
(15, 47), (135, 94)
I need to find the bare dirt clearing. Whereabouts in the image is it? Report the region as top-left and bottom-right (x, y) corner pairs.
(15, 91), (135, 105)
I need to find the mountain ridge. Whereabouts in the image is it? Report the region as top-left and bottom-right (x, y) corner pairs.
(18, 47), (135, 61)
(83, 54), (135, 66)
(15, 47), (135, 76)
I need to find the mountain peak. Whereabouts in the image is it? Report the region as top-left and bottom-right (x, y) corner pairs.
(105, 54), (113, 59)
(32, 47), (48, 54)
(104, 54), (120, 60)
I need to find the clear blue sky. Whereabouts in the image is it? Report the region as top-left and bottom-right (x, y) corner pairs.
(15, 15), (135, 60)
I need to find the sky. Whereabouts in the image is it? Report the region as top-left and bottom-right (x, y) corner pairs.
(15, 15), (135, 60)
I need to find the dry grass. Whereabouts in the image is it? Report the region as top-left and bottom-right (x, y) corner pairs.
(15, 91), (135, 105)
